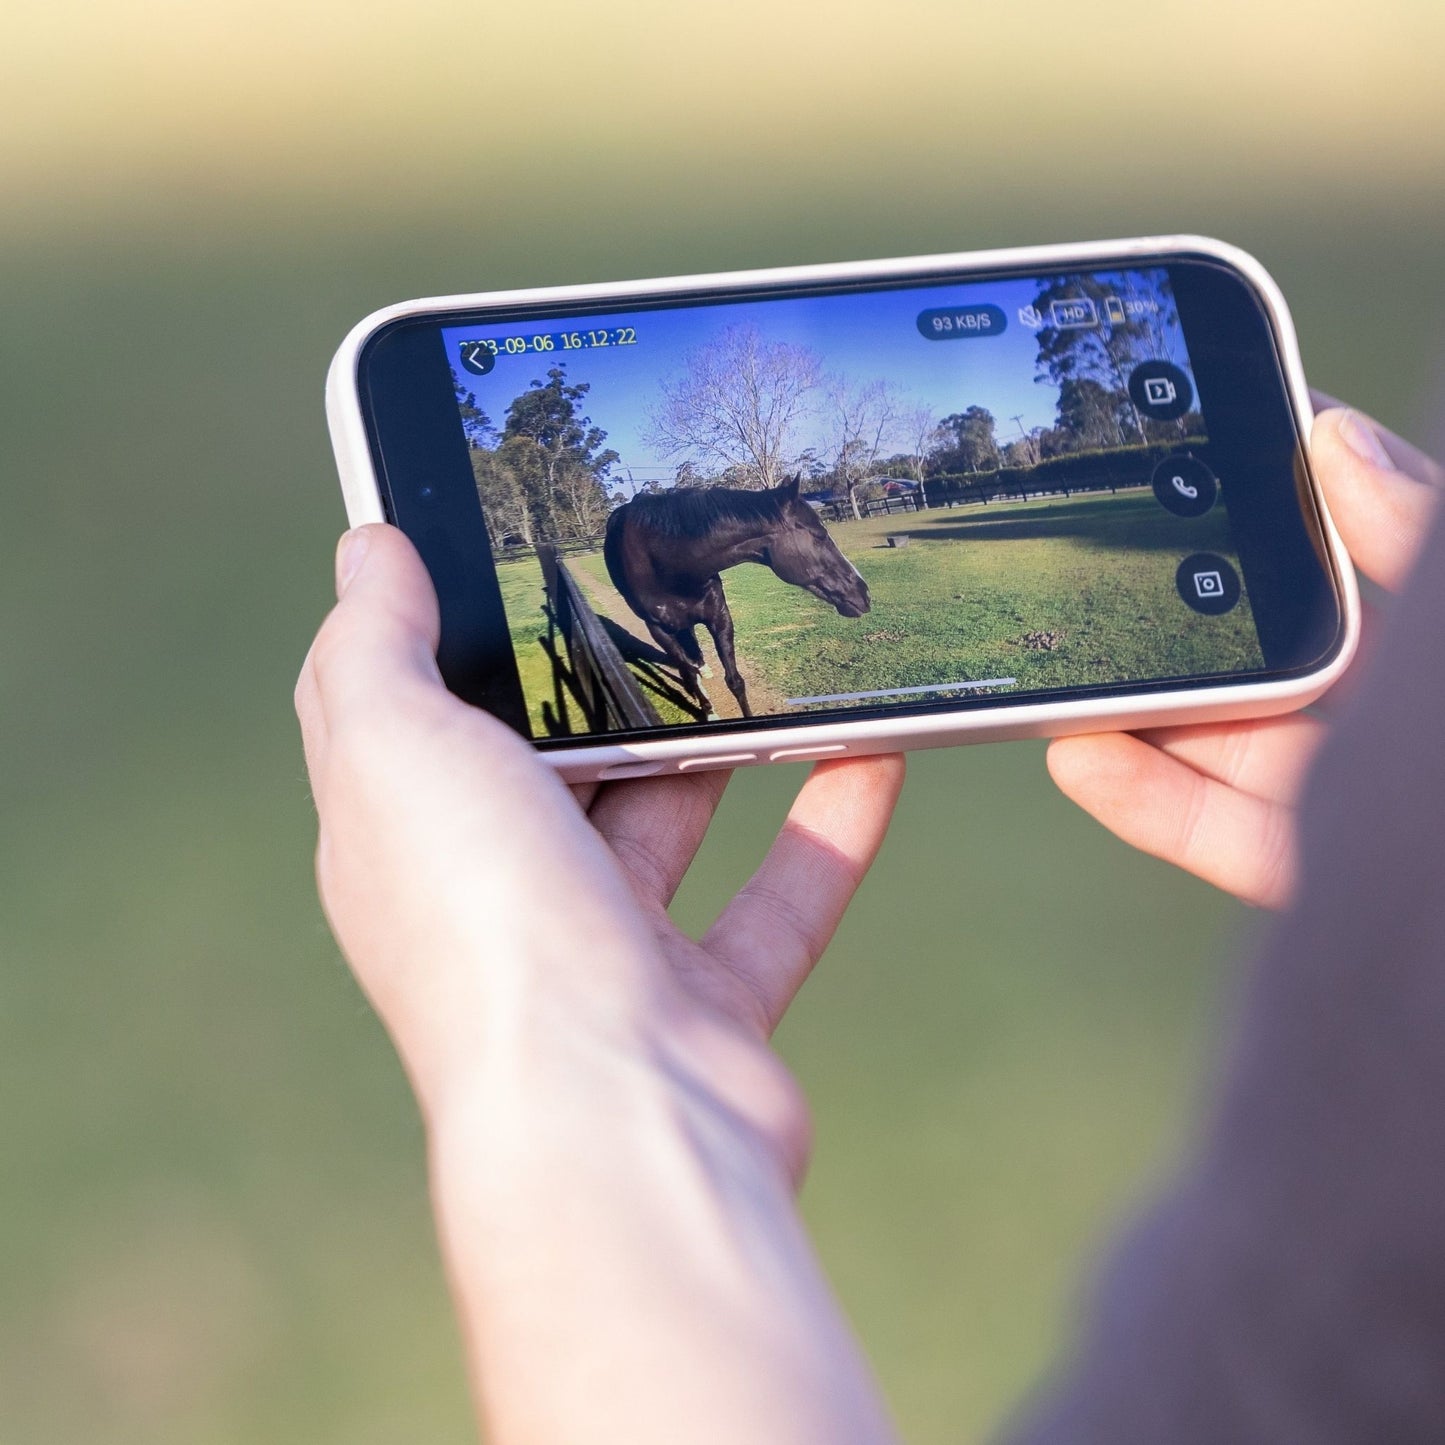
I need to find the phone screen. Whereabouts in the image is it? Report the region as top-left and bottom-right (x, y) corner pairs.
(358, 254), (1343, 744)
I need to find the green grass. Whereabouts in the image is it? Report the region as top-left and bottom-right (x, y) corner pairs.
(493, 556), (556, 735)
(721, 494), (1262, 707)
(495, 551), (696, 733)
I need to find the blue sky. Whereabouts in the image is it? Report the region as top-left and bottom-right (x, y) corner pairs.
(442, 267), (1190, 482)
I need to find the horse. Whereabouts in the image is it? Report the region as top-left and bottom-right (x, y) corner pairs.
(603, 473), (870, 718)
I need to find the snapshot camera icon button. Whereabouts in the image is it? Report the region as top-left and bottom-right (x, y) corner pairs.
(1175, 552), (1241, 616)
(1151, 454), (1218, 518)
(1130, 361), (1193, 421)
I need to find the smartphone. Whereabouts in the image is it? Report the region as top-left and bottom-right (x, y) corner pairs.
(327, 236), (1359, 783)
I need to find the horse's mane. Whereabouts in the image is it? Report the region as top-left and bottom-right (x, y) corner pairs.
(624, 486), (786, 539)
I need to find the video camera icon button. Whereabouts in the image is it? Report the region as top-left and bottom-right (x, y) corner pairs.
(1129, 361), (1193, 421)
(1151, 455), (1218, 518)
(1175, 552), (1241, 616)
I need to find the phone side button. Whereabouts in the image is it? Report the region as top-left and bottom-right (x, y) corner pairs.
(597, 761), (667, 780)
(768, 745), (849, 763)
(677, 753), (757, 772)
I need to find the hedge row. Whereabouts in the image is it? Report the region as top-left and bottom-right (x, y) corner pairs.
(928, 442), (1195, 500)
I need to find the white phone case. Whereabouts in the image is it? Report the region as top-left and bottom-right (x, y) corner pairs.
(326, 235), (1359, 784)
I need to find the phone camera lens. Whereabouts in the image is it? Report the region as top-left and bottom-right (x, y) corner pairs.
(418, 483), (438, 505)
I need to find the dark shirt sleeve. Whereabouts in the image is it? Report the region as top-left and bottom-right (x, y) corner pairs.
(1003, 509), (1445, 1444)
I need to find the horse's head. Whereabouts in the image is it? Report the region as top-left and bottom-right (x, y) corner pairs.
(763, 474), (871, 618)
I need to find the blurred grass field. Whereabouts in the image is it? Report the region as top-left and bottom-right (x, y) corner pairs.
(3, 4), (1444, 1443)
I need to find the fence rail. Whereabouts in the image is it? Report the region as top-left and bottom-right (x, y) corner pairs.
(814, 477), (1152, 523)
(537, 544), (662, 735)
(817, 493), (926, 524)
(496, 538), (599, 568)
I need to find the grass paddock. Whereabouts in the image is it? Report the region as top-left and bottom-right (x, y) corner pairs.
(725, 491), (1262, 708)
(501, 490), (1263, 733)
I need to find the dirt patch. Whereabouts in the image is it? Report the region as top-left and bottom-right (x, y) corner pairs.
(1015, 630), (1066, 651)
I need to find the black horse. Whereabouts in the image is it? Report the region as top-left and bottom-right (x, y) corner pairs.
(603, 473), (870, 718)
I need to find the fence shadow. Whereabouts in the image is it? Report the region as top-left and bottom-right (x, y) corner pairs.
(537, 545), (708, 734)
(881, 496), (1220, 552)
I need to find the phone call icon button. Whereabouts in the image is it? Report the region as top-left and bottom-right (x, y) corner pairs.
(1151, 455), (1218, 517)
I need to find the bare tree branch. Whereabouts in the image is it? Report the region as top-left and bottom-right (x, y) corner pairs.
(825, 376), (901, 520)
(645, 324), (822, 488)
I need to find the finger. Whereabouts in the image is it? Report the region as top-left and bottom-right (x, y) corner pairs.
(1311, 408), (1439, 592)
(1047, 733), (1294, 908)
(310, 525), (446, 735)
(1133, 711), (1327, 808)
(703, 754), (905, 1035)
(587, 768), (732, 909)
(1311, 392), (1445, 488)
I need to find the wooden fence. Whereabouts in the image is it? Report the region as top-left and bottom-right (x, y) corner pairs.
(816, 477), (1152, 523)
(496, 537), (599, 568)
(817, 494), (926, 524)
(917, 477), (1149, 509)
(537, 544), (657, 733)
(536, 545), (709, 735)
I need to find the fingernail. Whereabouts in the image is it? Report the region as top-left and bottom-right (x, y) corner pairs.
(336, 529), (370, 597)
(1339, 410), (1396, 471)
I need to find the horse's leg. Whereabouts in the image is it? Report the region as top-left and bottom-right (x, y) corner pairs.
(700, 578), (751, 718)
(645, 621), (715, 718)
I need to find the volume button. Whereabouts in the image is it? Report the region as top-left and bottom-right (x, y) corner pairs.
(769, 744), (848, 762)
(597, 760), (665, 780)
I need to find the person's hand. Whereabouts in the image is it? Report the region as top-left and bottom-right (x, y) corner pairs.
(294, 524), (903, 1445)
(1047, 402), (1442, 908)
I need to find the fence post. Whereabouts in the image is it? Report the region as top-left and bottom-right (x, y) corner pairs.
(537, 544), (663, 733)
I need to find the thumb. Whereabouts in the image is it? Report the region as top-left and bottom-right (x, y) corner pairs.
(1311, 408), (1439, 592)
(312, 523), (444, 729)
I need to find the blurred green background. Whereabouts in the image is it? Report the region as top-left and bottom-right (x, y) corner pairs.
(3, 2), (1443, 1441)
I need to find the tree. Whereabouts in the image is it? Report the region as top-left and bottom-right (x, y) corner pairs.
(472, 438), (525, 547)
(938, 405), (1000, 473)
(1054, 377), (1130, 451)
(472, 434), (550, 548)
(454, 375), (497, 450)
(901, 404), (943, 502)
(825, 377), (899, 521)
(500, 365), (619, 542)
(794, 447), (831, 485)
(1000, 437), (1036, 468)
(646, 324), (822, 488)
(1028, 273), (1183, 441)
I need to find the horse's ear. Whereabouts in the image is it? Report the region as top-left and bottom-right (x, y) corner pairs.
(778, 471), (802, 499)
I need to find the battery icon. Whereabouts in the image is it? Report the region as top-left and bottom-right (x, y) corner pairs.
(1105, 296), (1127, 325)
